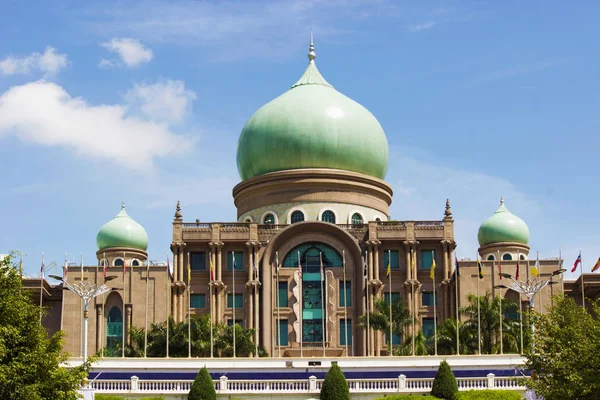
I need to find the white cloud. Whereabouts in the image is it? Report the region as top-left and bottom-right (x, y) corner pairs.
(467, 59), (570, 87)
(101, 37), (153, 68)
(0, 80), (192, 173)
(408, 21), (436, 32)
(0, 47), (68, 77)
(125, 80), (196, 123)
(97, 58), (116, 68)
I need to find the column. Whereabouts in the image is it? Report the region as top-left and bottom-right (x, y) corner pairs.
(247, 245), (254, 330)
(404, 242), (412, 281)
(217, 245), (223, 323)
(95, 304), (103, 353)
(260, 249), (272, 355)
(374, 244), (380, 356)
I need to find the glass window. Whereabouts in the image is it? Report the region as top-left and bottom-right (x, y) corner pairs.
(291, 210), (305, 223)
(383, 250), (400, 270)
(191, 252), (206, 271)
(191, 294), (206, 308)
(227, 293), (243, 309)
(106, 306), (123, 353)
(422, 318), (435, 338)
(277, 282), (288, 308)
(420, 250), (436, 269)
(277, 319), (289, 346)
(227, 252), (244, 271)
(487, 254), (495, 261)
(384, 292), (401, 305)
(282, 242), (343, 269)
(340, 319), (352, 346)
(263, 213), (275, 224)
(131, 259), (140, 266)
(422, 292), (436, 306)
(385, 331), (401, 345)
(519, 254), (526, 260)
(503, 253), (513, 261)
(339, 281), (352, 307)
(227, 319), (243, 327)
(322, 210), (336, 223)
(114, 258), (124, 267)
(351, 213), (363, 224)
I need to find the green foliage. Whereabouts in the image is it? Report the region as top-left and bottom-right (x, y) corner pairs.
(95, 396), (164, 400)
(374, 396), (440, 400)
(0, 252), (86, 400)
(452, 390), (522, 399)
(320, 362), (350, 400)
(358, 298), (411, 345)
(431, 360), (458, 400)
(396, 330), (431, 355)
(525, 296), (600, 400)
(188, 366), (216, 400)
(436, 318), (474, 355)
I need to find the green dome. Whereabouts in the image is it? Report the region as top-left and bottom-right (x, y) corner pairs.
(478, 198), (529, 246)
(236, 40), (388, 181)
(96, 204), (148, 251)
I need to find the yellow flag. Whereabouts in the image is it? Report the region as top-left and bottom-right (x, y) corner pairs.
(532, 254), (540, 277)
(430, 255), (436, 280)
(386, 260), (391, 277)
(187, 254), (191, 283)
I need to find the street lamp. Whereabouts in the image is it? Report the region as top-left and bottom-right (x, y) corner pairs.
(49, 275), (121, 387)
(493, 284), (507, 354)
(497, 269), (565, 352)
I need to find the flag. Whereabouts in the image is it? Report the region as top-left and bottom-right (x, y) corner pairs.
(209, 253), (215, 281)
(515, 259), (520, 281)
(275, 251), (280, 275)
(386, 251), (391, 277)
(297, 251), (302, 278)
(167, 256), (172, 279)
(63, 255), (68, 280)
(531, 253), (540, 277)
(253, 250), (259, 281)
(497, 257), (502, 280)
(430, 253), (436, 280)
(477, 257), (484, 279)
(187, 253), (191, 284)
(411, 249), (416, 273)
(320, 252), (324, 281)
(572, 252), (581, 273)
(455, 256), (460, 278)
(592, 257), (600, 273)
(364, 252), (368, 282)
(40, 255), (45, 278)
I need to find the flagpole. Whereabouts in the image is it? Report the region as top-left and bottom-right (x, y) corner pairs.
(254, 248), (259, 358)
(454, 255), (460, 355)
(343, 250), (348, 357)
(188, 252), (191, 358)
(432, 250), (438, 356)
(232, 251), (236, 358)
(276, 251), (281, 358)
(209, 251), (214, 358)
(166, 255), (170, 358)
(122, 253), (126, 358)
(580, 250), (585, 308)
(102, 254), (106, 357)
(320, 252), (325, 357)
(476, 253), (481, 355)
(144, 258), (149, 358)
(410, 248), (415, 357)
(388, 250), (393, 356)
(365, 251), (370, 356)
(39, 253), (44, 323)
(298, 251), (303, 358)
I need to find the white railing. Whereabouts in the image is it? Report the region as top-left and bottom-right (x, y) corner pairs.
(91, 373), (526, 395)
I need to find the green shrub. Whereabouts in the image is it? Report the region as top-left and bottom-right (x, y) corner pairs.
(94, 396), (163, 400)
(320, 362), (350, 400)
(374, 396), (440, 400)
(188, 366), (216, 400)
(453, 390), (522, 400)
(431, 360), (458, 400)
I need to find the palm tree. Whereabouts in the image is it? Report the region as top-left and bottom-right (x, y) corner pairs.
(396, 330), (430, 355)
(358, 297), (412, 352)
(436, 317), (476, 355)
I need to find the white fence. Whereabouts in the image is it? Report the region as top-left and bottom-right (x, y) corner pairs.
(91, 373), (525, 395)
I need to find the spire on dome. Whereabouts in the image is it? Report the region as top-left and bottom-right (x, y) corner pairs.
(291, 33), (333, 89)
(121, 201), (125, 210)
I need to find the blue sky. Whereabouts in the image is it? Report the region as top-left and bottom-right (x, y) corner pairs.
(1, 0), (598, 278)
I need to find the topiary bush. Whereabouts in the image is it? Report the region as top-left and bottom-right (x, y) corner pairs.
(453, 390), (522, 400)
(320, 362), (350, 400)
(188, 366), (216, 400)
(431, 360), (458, 400)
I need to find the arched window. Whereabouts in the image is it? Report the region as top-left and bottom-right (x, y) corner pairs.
(132, 259), (140, 266)
(487, 254), (495, 261)
(321, 210), (336, 224)
(520, 254), (526, 260)
(106, 306), (123, 355)
(244, 217), (252, 223)
(291, 211), (305, 224)
(375, 217), (381, 222)
(114, 258), (124, 267)
(502, 253), (513, 261)
(351, 213), (363, 224)
(263, 213), (276, 225)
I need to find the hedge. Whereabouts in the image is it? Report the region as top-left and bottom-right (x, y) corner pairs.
(374, 396), (440, 400)
(453, 390), (523, 400)
(94, 396), (163, 400)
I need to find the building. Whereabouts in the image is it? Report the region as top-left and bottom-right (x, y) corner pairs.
(26, 39), (596, 359)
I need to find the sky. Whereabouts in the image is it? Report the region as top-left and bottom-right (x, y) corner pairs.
(1, 0), (598, 279)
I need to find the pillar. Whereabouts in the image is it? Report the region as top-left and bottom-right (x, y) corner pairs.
(260, 250), (272, 355)
(95, 304), (103, 353)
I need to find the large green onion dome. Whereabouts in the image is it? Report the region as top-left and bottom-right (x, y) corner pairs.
(96, 203), (148, 251)
(236, 38), (389, 181)
(478, 198), (530, 246)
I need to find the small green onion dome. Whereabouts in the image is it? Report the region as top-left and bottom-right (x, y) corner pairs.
(236, 38), (388, 181)
(478, 198), (529, 246)
(96, 203), (148, 251)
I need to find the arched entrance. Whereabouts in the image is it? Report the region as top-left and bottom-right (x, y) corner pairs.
(106, 306), (123, 356)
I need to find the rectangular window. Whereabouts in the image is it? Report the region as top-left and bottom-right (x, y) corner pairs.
(191, 252), (206, 271)
(339, 281), (352, 307)
(420, 250), (436, 270)
(422, 318), (435, 338)
(227, 251), (244, 271)
(384, 292), (401, 305)
(339, 319), (352, 346)
(422, 292), (437, 306)
(383, 250), (400, 270)
(385, 331), (401, 345)
(277, 282), (288, 308)
(227, 293), (243, 309)
(191, 294), (206, 309)
(227, 319), (243, 327)
(277, 319), (289, 346)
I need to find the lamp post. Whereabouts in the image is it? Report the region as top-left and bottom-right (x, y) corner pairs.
(50, 274), (120, 387)
(499, 269), (565, 352)
(493, 284), (507, 354)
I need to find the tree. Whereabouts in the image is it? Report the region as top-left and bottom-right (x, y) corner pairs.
(358, 297), (411, 352)
(320, 362), (349, 400)
(436, 318), (474, 355)
(188, 366), (216, 400)
(525, 296), (600, 400)
(396, 330), (430, 356)
(0, 252), (86, 400)
(430, 360), (458, 399)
